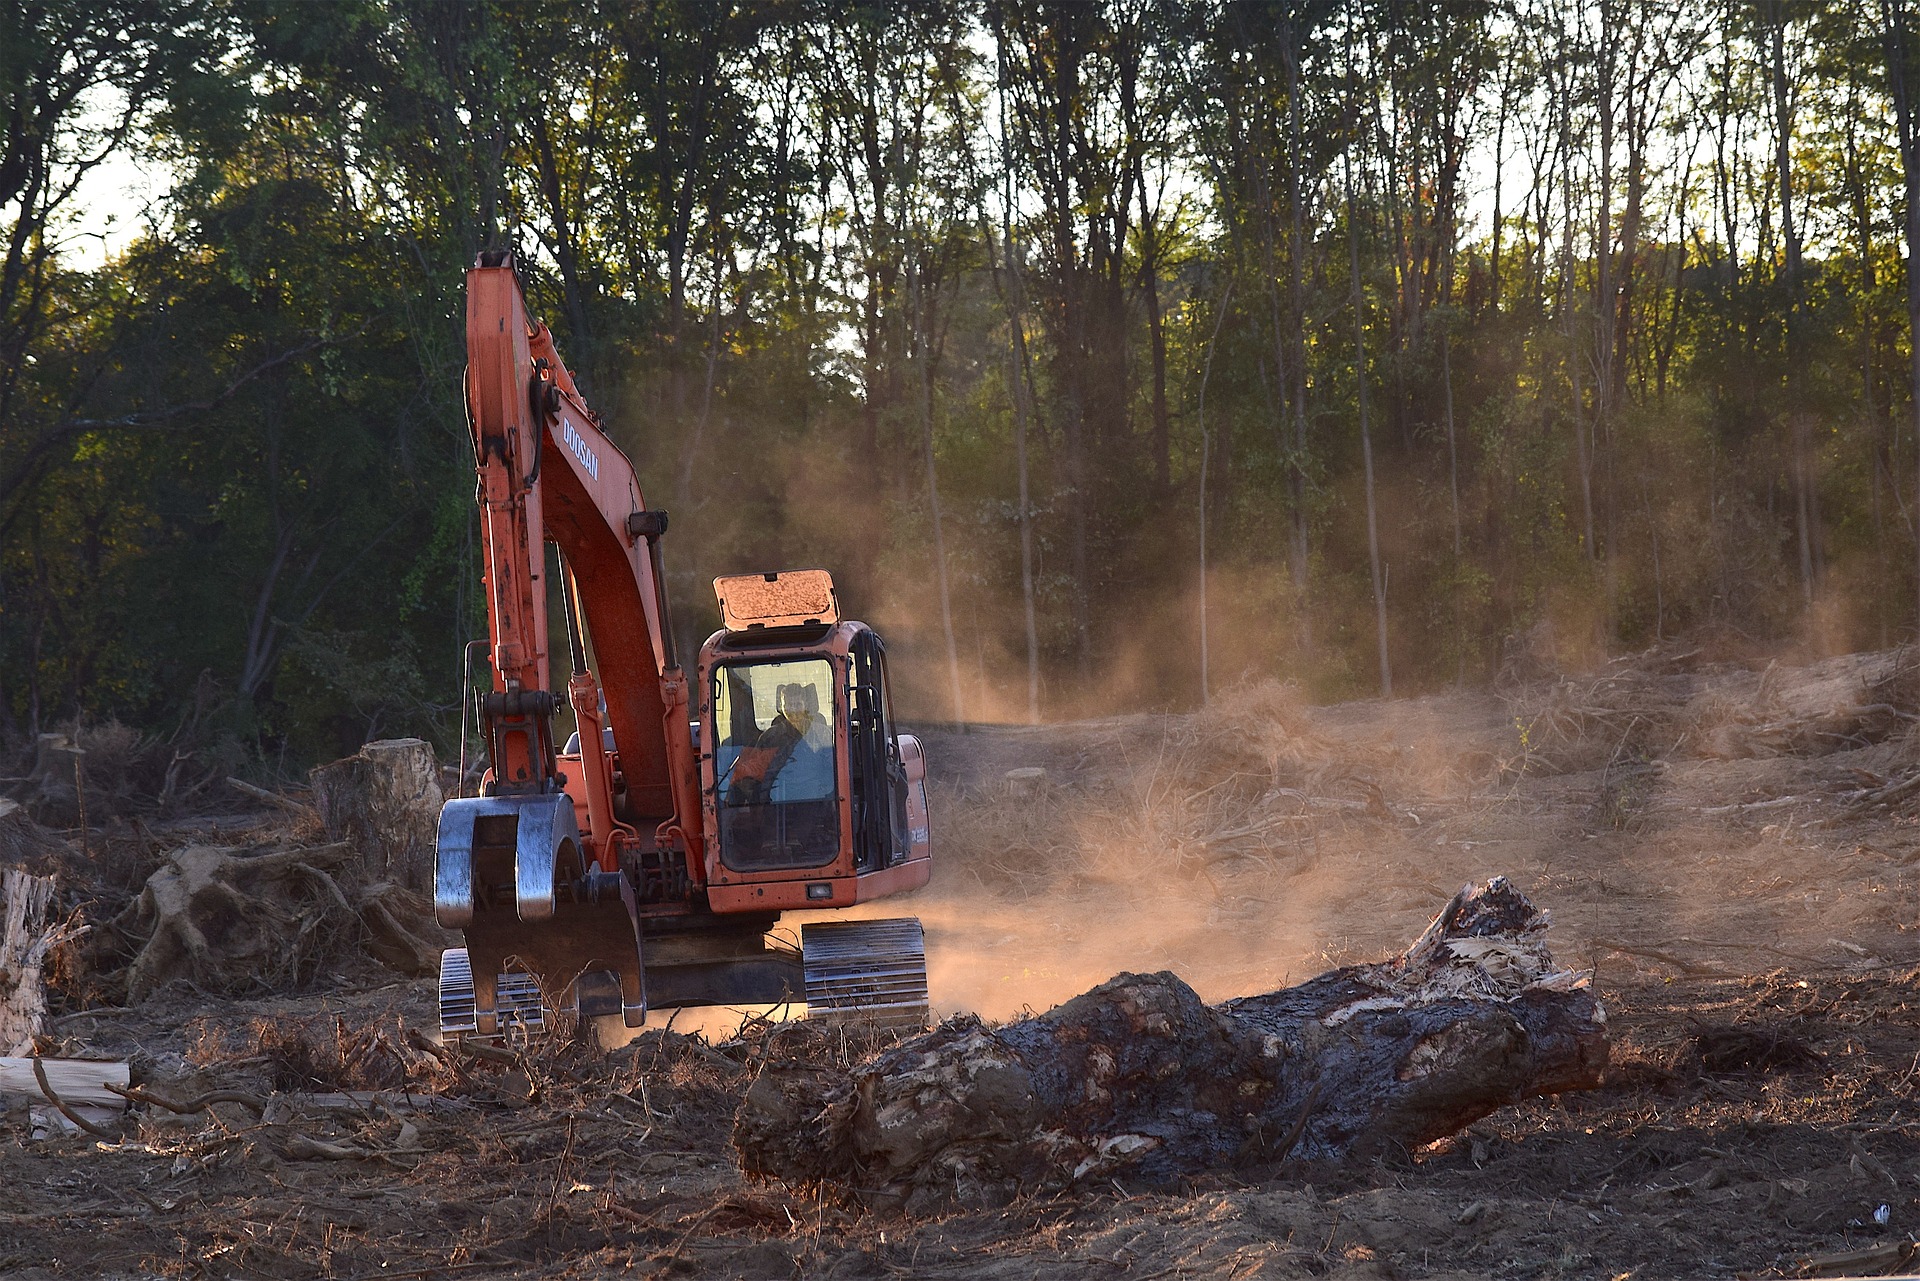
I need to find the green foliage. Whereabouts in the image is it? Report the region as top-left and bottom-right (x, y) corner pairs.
(6, 0), (1920, 757)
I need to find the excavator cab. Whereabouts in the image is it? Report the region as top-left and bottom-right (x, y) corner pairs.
(697, 570), (931, 913)
(708, 639), (915, 877)
(711, 662), (843, 868)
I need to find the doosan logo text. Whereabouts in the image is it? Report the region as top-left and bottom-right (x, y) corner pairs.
(563, 420), (600, 480)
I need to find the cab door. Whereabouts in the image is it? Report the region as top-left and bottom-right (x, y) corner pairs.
(847, 630), (909, 872)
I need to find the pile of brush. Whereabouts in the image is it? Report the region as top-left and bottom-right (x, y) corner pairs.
(1506, 645), (1920, 775)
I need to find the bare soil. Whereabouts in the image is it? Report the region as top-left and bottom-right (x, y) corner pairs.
(13, 646), (1920, 1279)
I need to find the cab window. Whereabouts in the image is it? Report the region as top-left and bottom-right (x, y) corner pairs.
(712, 658), (839, 870)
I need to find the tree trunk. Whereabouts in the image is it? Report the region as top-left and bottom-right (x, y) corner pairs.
(991, 44), (1042, 723)
(1006, 235), (1042, 725)
(528, 109), (593, 383)
(734, 877), (1607, 1212)
(1141, 187), (1172, 494)
(1770, 1), (1816, 607)
(1283, 23), (1313, 651)
(1595, 0), (1618, 421)
(1345, 56), (1392, 698)
(1489, 56), (1511, 315)
(1197, 284), (1234, 705)
(1884, 0), (1920, 638)
(912, 263), (964, 725)
(999, 6), (1094, 690)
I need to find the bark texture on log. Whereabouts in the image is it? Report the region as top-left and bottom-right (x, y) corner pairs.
(309, 739), (443, 894)
(734, 878), (1606, 1210)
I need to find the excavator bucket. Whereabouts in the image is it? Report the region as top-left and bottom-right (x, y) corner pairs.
(434, 794), (646, 1036)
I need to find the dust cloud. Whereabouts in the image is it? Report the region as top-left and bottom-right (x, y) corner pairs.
(608, 641), (1920, 1038)
(867, 642), (1920, 1022)
(871, 681), (1517, 1020)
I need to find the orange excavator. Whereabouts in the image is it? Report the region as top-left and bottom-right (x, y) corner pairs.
(433, 252), (932, 1037)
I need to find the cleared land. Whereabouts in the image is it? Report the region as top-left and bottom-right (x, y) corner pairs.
(11, 643), (1920, 1279)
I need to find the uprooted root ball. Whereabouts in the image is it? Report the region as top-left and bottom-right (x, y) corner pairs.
(99, 841), (443, 1000)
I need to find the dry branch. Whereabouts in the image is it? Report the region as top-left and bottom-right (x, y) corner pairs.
(226, 776), (318, 817)
(734, 877), (1606, 1210)
(105, 1081), (265, 1115)
(1592, 937), (1726, 976)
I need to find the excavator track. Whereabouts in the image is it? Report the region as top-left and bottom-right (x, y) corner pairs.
(801, 918), (929, 1028)
(438, 947), (549, 1037)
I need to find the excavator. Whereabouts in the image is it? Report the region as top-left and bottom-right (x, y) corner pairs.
(432, 252), (932, 1038)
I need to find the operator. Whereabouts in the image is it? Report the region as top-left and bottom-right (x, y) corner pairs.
(727, 683), (833, 803)
(762, 683), (833, 800)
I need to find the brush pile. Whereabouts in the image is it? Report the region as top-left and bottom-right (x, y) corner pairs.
(1506, 646), (1920, 775)
(733, 877), (1607, 1210)
(1, 736), (456, 1015)
(946, 682), (1418, 901)
(3, 719), (241, 826)
(96, 839), (442, 1002)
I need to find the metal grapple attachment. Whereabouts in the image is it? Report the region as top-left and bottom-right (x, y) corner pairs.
(434, 794), (646, 1037)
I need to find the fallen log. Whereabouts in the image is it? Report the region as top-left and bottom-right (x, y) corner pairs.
(0, 1055), (131, 1108)
(733, 877), (1607, 1211)
(226, 775), (318, 818)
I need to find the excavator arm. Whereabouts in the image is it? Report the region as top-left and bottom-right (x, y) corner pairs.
(435, 253), (702, 1032)
(461, 257), (699, 842)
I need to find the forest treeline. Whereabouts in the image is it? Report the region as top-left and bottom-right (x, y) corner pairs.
(6, 0), (1920, 768)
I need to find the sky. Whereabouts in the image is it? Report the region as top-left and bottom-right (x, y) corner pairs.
(58, 141), (167, 271)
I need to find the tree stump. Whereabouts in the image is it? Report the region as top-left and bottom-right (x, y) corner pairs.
(309, 739), (444, 894)
(99, 837), (450, 1001)
(23, 733), (84, 826)
(0, 866), (73, 1055)
(734, 877), (1608, 1210)
(0, 811), (90, 1053)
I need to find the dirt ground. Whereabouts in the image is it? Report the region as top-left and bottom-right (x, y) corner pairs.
(13, 645), (1920, 1279)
